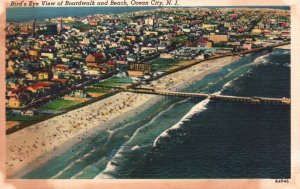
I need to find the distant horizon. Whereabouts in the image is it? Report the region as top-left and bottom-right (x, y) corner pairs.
(7, 6), (290, 22)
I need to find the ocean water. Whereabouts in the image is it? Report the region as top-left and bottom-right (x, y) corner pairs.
(7, 6), (289, 22)
(23, 48), (290, 179)
(6, 7), (159, 22)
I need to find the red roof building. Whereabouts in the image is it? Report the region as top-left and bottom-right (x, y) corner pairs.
(26, 82), (53, 93)
(86, 53), (105, 65)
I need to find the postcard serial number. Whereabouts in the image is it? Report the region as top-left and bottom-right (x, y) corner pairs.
(275, 179), (289, 183)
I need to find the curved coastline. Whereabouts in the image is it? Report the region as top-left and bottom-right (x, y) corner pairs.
(7, 55), (241, 178)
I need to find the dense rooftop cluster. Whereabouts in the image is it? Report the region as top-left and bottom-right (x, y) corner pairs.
(5, 7), (290, 112)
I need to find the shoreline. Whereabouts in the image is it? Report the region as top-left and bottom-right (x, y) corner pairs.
(6, 42), (290, 134)
(7, 55), (250, 178)
(10, 93), (164, 178)
(274, 44), (291, 49)
(7, 92), (161, 178)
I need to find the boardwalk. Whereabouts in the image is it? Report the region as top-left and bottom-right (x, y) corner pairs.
(125, 88), (291, 105)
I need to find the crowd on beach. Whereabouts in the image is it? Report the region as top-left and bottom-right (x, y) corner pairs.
(6, 56), (240, 177)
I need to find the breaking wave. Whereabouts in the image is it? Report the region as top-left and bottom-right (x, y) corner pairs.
(153, 98), (210, 147)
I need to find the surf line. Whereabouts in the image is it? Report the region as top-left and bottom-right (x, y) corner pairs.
(152, 75), (244, 148)
(153, 97), (210, 147)
(94, 98), (189, 178)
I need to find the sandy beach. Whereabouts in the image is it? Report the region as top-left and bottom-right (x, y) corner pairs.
(6, 55), (240, 178)
(274, 44), (291, 49)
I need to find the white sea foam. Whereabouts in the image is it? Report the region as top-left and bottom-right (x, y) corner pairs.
(71, 168), (88, 179)
(94, 99), (188, 179)
(153, 98), (210, 147)
(95, 173), (114, 179)
(253, 53), (271, 64)
(50, 161), (77, 179)
(95, 66), (253, 178)
(282, 51), (290, 54)
(131, 145), (141, 151)
(125, 99), (187, 145)
(222, 81), (233, 90)
(50, 147), (97, 179)
(72, 157), (110, 179)
(94, 161), (117, 179)
(153, 74), (244, 148)
(104, 161), (117, 172)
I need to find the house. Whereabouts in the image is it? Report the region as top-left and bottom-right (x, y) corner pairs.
(86, 52), (105, 65)
(37, 71), (49, 80)
(206, 41), (213, 48)
(29, 50), (40, 59)
(7, 95), (23, 108)
(6, 88), (28, 108)
(63, 88), (90, 101)
(26, 82), (53, 93)
(125, 36), (136, 42)
(88, 20), (98, 26)
(141, 46), (157, 54)
(53, 64), (69, 79)
(144, 31), (158, 36)
(243, 43), (252, 50)
(21, 110), (35, 116)
(41, 52), (54, 59)
(209, 33), (228, 43)
(52, 78), (67, 84)
(6, 78), (18, 89)
(85, 65), (107, 75)
(6, 60), (15, 72)
(160, 53), (174, 59)
(70, 90), (88, 98)
(202, 23), (215, 31)
(251, 29), (262, 35)
(106, 61), (117, 71)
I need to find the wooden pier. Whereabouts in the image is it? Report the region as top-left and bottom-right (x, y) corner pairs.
(125, 88), (291, 105)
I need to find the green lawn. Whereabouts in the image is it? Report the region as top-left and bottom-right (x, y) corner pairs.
(93, 76), (133, 87)
(85, 88), (111, 94)
(64, 22), (95, 29)
(38, 99), (82, 111)
(7, 114), (46, 123)
(149, 58), (184, 71)
(175, 34), (188, 41)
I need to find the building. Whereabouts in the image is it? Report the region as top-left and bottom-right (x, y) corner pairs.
(6, 88), (28, 108)
(41, 52), (54, 59)
(26, 82), (53, 93)
(86, 52), (105, 65)
(128, 63), (151, 77)
(37, 71), (49, 80)
(46, 23), (58, 35)
(202, 24), (215, 31)
(7, 95), (23, 108)
(206, 41), (213, 48)
(145, 18), (154, 26)
(32, 20), (36, 36)
(160, 53), (174, 59)
(209, 33), (228, 43)
(21, 110), (35, 116)
(29, 50), (39, 59)
(251, 29), (262, 35)
(85, 65), (107, 75)
(53, 64), (69, 79)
